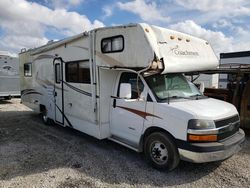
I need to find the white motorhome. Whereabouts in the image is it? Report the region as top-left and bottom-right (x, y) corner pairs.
(0, 51), (20, 99)
(19, 23), (245, 171)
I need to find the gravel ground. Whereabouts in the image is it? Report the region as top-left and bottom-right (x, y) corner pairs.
(0, 99), (250, 188)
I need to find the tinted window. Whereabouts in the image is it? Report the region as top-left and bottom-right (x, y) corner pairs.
(119, 72), (144, 99)
(55, 64), (61, 83)
(101, 35), (124, 53)
(66, 62), (77, 82)
(65, 61), (90, 84)
(24, 63), (32, 77)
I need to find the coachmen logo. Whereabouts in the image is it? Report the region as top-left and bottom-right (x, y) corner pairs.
(170, 45), (199, 56)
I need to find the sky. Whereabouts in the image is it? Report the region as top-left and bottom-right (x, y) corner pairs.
(0, 0), (250, 56)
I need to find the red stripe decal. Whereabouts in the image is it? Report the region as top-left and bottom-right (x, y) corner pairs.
(116, 106), (162, 120)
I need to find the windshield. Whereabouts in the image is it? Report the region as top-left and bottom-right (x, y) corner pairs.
(145, 73), (202, 101)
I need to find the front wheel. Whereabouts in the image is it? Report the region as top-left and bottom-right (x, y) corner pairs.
(144, 132), (180, 171)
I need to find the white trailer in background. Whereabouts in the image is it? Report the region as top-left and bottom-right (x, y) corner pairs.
(0, 51), (20, 99)
(19, 23), (244, 171)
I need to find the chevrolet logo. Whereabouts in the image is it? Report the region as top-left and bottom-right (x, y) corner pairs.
(228, 123), (235, 131)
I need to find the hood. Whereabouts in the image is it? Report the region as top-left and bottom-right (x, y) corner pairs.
(165, 98), (238, 120)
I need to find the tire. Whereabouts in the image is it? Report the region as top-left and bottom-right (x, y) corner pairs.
(4, 96), (11, 100)
(144, 132), (180, 171)
(41, 109), (53, 126)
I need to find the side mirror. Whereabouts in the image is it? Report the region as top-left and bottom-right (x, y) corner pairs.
(119, 83), (132, 99)
(195, 82), (205, 93)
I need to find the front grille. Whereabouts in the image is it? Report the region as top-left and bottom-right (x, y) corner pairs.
(215, 115), (240, 141)
(218, 121), (240, 140)
(215, 115), (239, 128)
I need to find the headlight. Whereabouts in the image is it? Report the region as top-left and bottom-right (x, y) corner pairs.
(187, 119), (217, 142)
(188, 119), (216, 130)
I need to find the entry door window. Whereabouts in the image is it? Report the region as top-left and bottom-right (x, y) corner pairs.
(55, 64), (61, 83)
(118, 72), (144, 99)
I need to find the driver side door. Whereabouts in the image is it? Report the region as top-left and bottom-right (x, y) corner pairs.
(110, 72), (147, 148)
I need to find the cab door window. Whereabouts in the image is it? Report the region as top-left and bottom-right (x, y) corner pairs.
(118, 72), (144, 99)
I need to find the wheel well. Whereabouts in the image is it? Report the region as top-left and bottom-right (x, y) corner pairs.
(139, 127), (176, 152)
(40, 104), (46, 113)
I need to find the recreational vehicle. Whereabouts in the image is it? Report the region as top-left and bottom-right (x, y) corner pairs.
(0, 51), (20, 100)
(19, 23), (245, 171)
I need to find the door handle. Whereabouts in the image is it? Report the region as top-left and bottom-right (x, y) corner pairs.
(113, 99), (116, 108)
(54, 91), (57, 97)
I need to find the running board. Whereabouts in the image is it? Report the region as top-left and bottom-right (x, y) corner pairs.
(108, 136), (139, 152)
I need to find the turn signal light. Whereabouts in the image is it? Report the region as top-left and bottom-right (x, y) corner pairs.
(188, 134), (217, 142)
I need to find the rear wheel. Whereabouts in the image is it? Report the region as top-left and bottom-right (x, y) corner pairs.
(144, 132), (180, 171)
(4, 96), (11, 100)
(41, 108), (53, 126)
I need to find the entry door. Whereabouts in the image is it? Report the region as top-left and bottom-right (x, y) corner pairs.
(110, 72), (146, 147)
(54, 59), (64, 124)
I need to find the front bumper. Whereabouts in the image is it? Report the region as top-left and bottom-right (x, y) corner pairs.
(177, 129), (245, 163)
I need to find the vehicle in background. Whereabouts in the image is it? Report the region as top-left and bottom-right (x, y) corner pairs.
(19, 23), (245, 171)
(0, 51), (20, 100)
(190, 51), (250, 91)
(219, 51), (250, 88)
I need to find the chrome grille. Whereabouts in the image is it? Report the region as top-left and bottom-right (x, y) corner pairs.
(215, 115), (240, 128)
(215, 115), (240, 141)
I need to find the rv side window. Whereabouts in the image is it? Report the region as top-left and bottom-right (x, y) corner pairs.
(55, 64), (61, 83)
(24, 63), (32, 77)
(66, 61), (90, 84)
(101, 35), (124, 53)
(78, 62), (91, 83)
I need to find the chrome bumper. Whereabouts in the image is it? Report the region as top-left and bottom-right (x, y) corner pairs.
(178, 129), (245, 163)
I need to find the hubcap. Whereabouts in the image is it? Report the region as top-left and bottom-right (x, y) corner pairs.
(150, 141), (168, 164)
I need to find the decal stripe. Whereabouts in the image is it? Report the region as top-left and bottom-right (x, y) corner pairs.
(116, 105), (162, 120)
(36, 73), (62, 90)
(63, 81), (92, 97)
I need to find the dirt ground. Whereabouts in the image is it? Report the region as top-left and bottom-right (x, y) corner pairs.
(0, 99), (250, 188)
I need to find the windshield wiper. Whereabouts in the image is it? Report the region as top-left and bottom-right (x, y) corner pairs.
(162, 95), (203, 103)
(162, 95), (189, 104)
(169, 96), (190, 100)
(189, 94), (204, 100)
